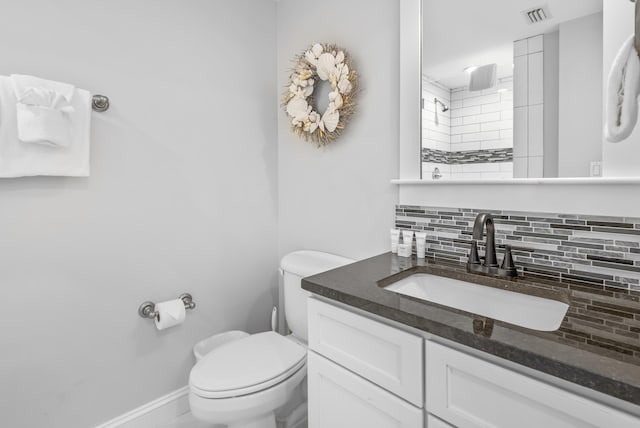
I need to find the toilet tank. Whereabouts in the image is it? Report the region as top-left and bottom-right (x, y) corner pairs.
(280, 250), (353, 341)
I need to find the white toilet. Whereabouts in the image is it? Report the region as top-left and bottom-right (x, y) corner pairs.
(189, 250), (353, 428)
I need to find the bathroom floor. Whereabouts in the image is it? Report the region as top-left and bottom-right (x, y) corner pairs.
(159, 412), (216, 428)
(160, 412), (307, 428)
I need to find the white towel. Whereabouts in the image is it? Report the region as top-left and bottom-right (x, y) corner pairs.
(0, 76), (91, 177)
(605, 35), (640, 143)
(11, 75), (76, 147)
(11, 74), (75, 102)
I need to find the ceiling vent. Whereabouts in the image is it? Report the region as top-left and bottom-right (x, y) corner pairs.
(522, 6), (550, 24)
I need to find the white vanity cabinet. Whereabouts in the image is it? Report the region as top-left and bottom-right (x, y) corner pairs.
(307, 298), (424, 428)
(307, 298), (640, 428)
(425, 341), (640, 428)
(307, 352), (423, 428)
(426, 414), (455, 428)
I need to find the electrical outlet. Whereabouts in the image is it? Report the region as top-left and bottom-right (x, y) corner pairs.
(590, 161), (602, 177)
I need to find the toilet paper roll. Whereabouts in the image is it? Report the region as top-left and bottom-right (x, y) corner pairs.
(154, 299), (186, 331)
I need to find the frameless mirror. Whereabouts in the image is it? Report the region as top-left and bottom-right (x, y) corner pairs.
(419, 0), (633, 181)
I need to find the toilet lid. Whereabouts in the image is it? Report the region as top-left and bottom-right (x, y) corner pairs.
(189, 331), (306, 398)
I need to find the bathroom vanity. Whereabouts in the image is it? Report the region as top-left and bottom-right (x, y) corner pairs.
(302, 253), (640, 427)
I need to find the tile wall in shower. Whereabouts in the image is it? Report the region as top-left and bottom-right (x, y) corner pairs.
(422, 77), (513, 180)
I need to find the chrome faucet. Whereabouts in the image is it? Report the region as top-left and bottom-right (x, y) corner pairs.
(467, 213), (518, 278)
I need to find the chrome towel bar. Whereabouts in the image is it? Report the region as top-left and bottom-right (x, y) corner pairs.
(91, 94), (109, 112)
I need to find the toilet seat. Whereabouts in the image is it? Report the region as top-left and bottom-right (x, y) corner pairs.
(189, 331), (307, 399)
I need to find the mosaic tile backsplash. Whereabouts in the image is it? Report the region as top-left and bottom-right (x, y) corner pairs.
(422, 147), (513, 164)
(395, 205), (640, 360)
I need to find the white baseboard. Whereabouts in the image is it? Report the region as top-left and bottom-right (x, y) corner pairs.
(94, 386), (190, 428)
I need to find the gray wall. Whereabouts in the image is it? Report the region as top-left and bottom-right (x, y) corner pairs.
(277, 0), (399, 261)
(558, 12), (603, 177)
(0, 1), (278, 427)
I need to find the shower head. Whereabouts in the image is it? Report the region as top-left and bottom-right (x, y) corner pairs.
(434, 98), (449, 112)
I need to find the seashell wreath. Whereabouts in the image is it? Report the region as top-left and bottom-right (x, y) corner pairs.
(283, 43), (359, 146)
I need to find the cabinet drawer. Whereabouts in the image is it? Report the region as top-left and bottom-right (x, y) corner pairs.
(308, 298), (423, 406)
(425, 341), (640, 428)
(308, 351), (423, 428)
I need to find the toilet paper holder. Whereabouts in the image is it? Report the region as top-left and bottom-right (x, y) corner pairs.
(138, 293), (196, 319)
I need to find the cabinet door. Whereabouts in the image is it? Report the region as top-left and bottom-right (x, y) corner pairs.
(427, 414), (455, 428)
(425, 341), (640, 428)
(308, 298), (423, 406)
(308, 351), (423, 428)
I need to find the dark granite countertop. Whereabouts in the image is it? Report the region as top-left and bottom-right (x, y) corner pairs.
(302, 252), (640, 406)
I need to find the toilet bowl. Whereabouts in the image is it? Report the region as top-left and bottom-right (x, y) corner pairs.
(188, 251), (354, 428)
(189, 331), (307, 428)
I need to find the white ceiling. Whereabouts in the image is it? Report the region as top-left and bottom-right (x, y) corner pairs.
(423, 0), (603, 89)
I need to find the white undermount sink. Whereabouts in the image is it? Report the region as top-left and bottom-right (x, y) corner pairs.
(384, 273), (569, 332)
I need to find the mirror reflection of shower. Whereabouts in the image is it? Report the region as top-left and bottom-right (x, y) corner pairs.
(433, 97), (449, 126)
(434, 97), (449, 112)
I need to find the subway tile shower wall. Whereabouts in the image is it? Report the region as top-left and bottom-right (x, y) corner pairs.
(395, 206), (640, 292)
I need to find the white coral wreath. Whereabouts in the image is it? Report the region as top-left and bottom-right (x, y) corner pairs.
(283, 43), (358, 146)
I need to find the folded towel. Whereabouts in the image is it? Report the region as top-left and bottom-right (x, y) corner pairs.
(0, 75), (91, 177)
(605, 35), (640, 143)
(11, 75), (76, 147)
(16, 103), (72, 148)
(11, 74), (75, 103)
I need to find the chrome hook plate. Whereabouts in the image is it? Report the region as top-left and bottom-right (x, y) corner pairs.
(92, 94), (110, 112)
